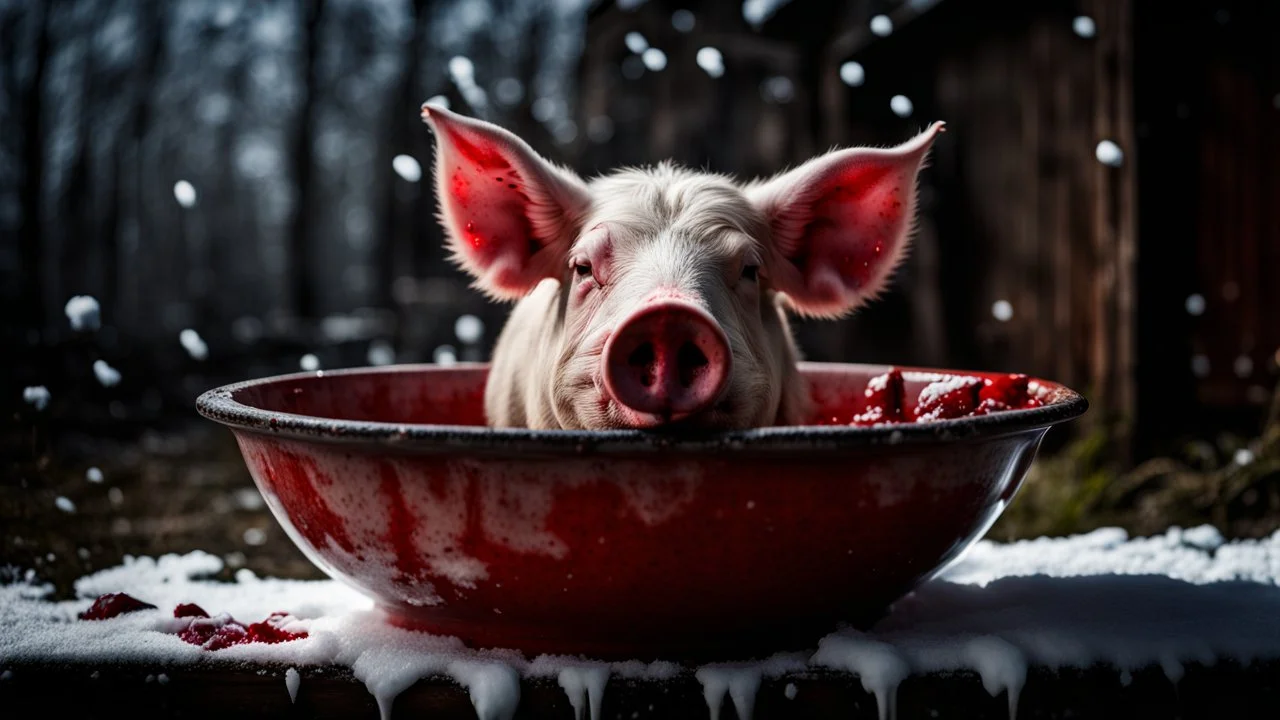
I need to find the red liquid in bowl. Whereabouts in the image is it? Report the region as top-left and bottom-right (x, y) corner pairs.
(198, 362), (1085, 660)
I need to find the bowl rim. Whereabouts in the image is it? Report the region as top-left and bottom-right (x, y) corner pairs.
(195, 362), (1087, 453)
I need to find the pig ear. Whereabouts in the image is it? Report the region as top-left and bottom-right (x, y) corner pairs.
(422, 104), (592, 299)
(746, 122), (945, 318)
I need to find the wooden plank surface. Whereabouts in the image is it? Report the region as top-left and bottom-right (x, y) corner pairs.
(4, 660), (1280, 719)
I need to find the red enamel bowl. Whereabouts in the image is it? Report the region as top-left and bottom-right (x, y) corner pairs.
(196, 362), (1085, 661)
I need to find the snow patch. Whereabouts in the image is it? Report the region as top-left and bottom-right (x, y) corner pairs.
(6, 530), (1280, 717)
(285, 666), (300, 702)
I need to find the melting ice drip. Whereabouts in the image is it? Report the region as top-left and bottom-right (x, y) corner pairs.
(5, 526), (1280, 720)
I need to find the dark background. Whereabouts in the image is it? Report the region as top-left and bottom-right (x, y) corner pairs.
(2, 0), (1278, 592)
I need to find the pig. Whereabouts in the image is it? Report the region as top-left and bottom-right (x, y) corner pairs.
(421, 103), (943, 431)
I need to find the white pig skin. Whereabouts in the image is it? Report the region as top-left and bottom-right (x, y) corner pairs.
(421, 104), (943, 430)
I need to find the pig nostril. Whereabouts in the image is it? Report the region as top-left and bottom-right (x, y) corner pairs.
(628, 342), (657, 387)
(676, 342), (709, 389)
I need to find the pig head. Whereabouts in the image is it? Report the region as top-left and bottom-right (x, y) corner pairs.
(421, 103), (943, 430)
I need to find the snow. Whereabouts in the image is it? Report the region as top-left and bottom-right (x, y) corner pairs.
(242, 528), (267, 546)
(870, 14), (893, 37)
(300, 354), (320, 371)
(1234, 355), (1254, 379)
(179, 329), (208, 360)
(641, 48), (667, 72)
(624, 32), (648, 54)
(839, 61), (865, 87)
(890, 95), (913, 118)
(286, 666), (301, 703)
(1191, 354), (1210, 377)
(555, 664), (609, 720)
(173, 180), (198, 208)
(1072, 15), (1096, 38)
(93, 360), (122, 387)
(6, 529), (1280, 720)
(22, 386), (51, 411)
(742, 0), (793, 27)
(991, 299), (1013, 322)
(455, 314), (484, 344)
(917, 375), (980, 406)
(671, 10), (695, 33)
(760, 76), (794, 104)
(434, 345), (458, 366)
(1095, 139), (1124, 167)
(55, 497), (76, 514)
(367, 340), (396, 367)
(494, 78), (524, 107)
(64, 295), (101, 331)
(784, 682), (797, 699)
(696, 47), (725, 79)
(1185, 293), (1206, 316)
(392, 155), (422, 183)
(1235, 448), (1256, 466)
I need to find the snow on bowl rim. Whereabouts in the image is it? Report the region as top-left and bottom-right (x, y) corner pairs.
(195, 361), (1087, 454)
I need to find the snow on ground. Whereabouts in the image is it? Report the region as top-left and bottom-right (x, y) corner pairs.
(3, 527), (1280, 720)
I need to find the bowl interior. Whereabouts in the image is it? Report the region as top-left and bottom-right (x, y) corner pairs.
(224, 362), (1077, 430)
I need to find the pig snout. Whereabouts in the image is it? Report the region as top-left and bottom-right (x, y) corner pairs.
(601, 301), (732, 421)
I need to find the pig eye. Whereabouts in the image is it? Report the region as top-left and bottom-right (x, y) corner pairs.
(741, 264), (760, 282)
(574, 262), (594, 279)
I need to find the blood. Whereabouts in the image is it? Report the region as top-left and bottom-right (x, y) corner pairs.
(850, 369), (905, 425)
(78, 593), (157, 620)
(826, 370), (1044, 426)
(174, 603), (209, 618)
(80, 593), (307, 649)
(914, 377), (983, 421)
(177, 610), (307, 650)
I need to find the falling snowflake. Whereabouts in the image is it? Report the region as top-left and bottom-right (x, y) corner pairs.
(179, 329), (208, 361)
(696, 47), (724, 78)
(392, 155), (422, 183)
(890, 95), (913, 118)
(93, 360), (122, 387)
(23, 386), (51, 411)
(455, 315), (484, 344)
(641, 48), (667, 72)
(173, 181), (198, 208)
(624, 32), (648, 54)
(65, 296), (101, 331)
(1095, 140), (1124, 167)
(671, 9), (695, 32)
(839, 61), (865, 87)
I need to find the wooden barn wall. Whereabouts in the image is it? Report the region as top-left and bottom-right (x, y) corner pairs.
(1131, 0), (1280, 451)
(822, 0), (1138, 450)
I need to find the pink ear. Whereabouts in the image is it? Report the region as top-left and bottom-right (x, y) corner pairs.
(422, 104), (592, 299)
(747, 122), (945, 318)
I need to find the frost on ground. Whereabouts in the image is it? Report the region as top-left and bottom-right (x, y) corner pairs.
(4, 528), (1280, 720)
